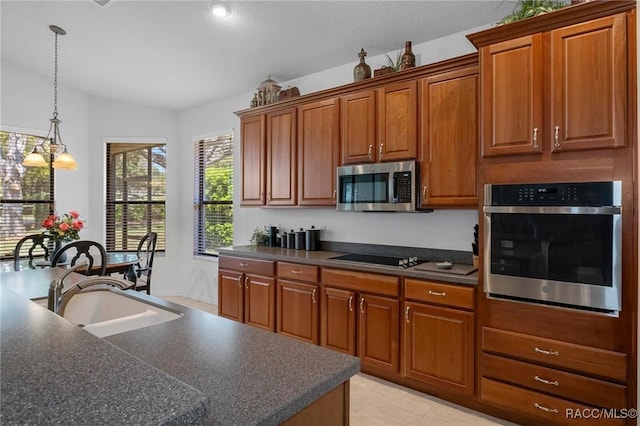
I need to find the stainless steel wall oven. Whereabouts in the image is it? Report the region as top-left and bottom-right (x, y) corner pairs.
(483, 182), (622, 315)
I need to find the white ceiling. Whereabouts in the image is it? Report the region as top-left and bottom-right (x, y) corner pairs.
(1, 0), (516, 111)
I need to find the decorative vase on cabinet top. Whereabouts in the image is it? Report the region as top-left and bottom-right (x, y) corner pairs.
(401, 41), (415, 70)
(353, 48), (371, 82)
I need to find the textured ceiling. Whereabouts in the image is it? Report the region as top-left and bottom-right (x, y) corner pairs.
(1, 1), (516, 111)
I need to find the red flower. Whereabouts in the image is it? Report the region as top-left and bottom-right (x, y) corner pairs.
(69, 210), (80, 219)
(59, 222), (69, 232)
(73, 220), (84, 230)
(42, 219), (54, 228)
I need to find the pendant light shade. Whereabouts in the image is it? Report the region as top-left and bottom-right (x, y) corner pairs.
(23, 25), (78, 170)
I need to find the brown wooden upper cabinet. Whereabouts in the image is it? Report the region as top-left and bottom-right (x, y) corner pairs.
(341, 81), (417, 164)
(297, 98), (340, 206)
(266, 107), (297, 206)
(419, 66), (478, 208)
(240, 115), (266, 206)
(479, 13), (627, 157)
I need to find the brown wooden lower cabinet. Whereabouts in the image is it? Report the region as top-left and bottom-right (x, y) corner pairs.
(321, 287), (356, 355)
(218, 268), (276, 332)
(481, 378), (624, 426)
(358, 293), (400, 374)
(280, 380), (350, 426)
(277, 279), (319, 344)
(402, 302), (474, 394)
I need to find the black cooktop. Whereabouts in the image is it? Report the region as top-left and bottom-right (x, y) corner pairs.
(330, 253), (426, 268)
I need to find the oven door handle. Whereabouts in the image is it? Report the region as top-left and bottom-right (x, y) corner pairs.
(483, 206), (621, 215)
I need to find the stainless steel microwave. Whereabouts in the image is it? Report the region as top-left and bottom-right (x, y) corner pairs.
(336, 161), (418, 212)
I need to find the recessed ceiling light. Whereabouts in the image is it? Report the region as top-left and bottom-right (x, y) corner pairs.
(209, 1), (231, 17)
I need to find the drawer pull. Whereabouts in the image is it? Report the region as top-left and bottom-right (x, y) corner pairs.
(239, 263), (249, 267)
(554, 125), (560, 148)
(291, 269), (303, 274)
(428, 290), (446, 297)
(360, 297), (365, 314)
(534, 402), (558, 414)
(532, 127), (539, 149)
(534, 375), (559, 386)
(311, 289), (317, 304)
(405, 306), (410, 323)
(348, 296), (353, 312)
(244, 277), (249, 289)
(534, 347), (559, 356)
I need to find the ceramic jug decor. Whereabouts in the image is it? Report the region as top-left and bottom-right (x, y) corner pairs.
(400, 41), (415, 70)
(353, 48), (371, 82)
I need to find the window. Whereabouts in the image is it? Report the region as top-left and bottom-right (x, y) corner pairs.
(0, 131), (54, 261)
(194, 134), (233, 256)
(106, 142), (166, 252)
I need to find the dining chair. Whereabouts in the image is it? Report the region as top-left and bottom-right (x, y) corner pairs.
(13, 234), (50, 271)
(131, 232), (157, 294)
(51, 240), (107, 276)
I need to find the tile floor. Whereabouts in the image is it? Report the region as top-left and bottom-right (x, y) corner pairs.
(162, 296), (514, 426)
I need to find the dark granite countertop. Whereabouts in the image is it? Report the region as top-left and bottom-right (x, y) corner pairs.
(217, 245), (479, 286)
(1, 276), (360, 426)
(0, 286), (207, 425)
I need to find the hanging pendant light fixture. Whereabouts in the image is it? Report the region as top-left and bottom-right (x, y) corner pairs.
(23, 25), (77, 170)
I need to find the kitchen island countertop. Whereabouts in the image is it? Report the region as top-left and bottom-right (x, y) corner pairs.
(0, 278), (360, 425)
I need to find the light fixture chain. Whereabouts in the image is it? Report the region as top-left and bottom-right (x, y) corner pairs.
(53, 32), (58, 116)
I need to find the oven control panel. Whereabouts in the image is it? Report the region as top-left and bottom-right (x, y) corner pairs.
(488, 181), (620, 207)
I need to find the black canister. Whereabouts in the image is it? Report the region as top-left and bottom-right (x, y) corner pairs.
(280, 232), (288, 248)
(268, 226), (278, 247)
(286, 230), (296, 248)
(305, 226), (321, 251)
(294, 228), (306, 250)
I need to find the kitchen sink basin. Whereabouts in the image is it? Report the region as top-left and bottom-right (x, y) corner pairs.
(61, 288), (182, 338)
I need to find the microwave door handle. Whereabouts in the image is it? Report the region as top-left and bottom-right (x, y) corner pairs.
(392, 173), (398, 203)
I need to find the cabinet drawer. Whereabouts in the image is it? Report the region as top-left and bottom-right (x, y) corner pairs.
(321, 268), (399, 296)
(481, 378), (623, 425)
(404, 279), (474, 309)
(483, 327), (627, 382)
(219, 256), (275, 276)
(277, 262), (319, 283)
(483, 353), (626, 409)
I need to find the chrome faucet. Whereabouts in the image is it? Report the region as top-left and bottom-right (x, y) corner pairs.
(48, 265), (134, 313)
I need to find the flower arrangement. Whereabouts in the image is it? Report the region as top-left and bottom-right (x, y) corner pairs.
(42, 210), (84, 242)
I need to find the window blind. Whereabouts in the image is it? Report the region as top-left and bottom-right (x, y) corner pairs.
(194, 134), (233, 256)
(105, 142), (166, 252)
(0, 131), (54, 262)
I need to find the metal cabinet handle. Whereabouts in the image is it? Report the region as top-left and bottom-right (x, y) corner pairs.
(428, 290), (446, 297)
(291, 269), (303, 274)
(554, 126), (560, 148)
(236, 276), (242, 287)
(367, 145), (373, 159)
(244, 277), (249, 289)
(423, 186), (427, 197)
(239, 263), (249, 267)
(332, 189), (336, 201)
(311, 288), (317, 304)
(348, 295), (353, 312)
(405, 306), (410, 323)
(532, 127), (539, 149)
(379, 143), (384, 158)
(534, 375), (559, 386)
(534, 347), (559, 356)
(534, 402), (558, 414)
(360, 297), (365, 314)
(267, 192), (272, 201)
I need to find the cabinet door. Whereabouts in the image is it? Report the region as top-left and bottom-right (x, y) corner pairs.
(550, 13), (627, 152)
(266, 107), (297, 206)
(244, 274), (275, 332)
(480, 34), (543, 157)
(341, 90), (377, 164)
(321, 287), (356, 356)
(403, 302), (474, 394)
(218, 270), (244, 322)
(240, 115), (266, 206)
(298, 98), (340, 205)
(377, 81), (417, 161)
(277, 280), (319, 344)
(358, 294), (399, 374)
(420, 67), (478, 208)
